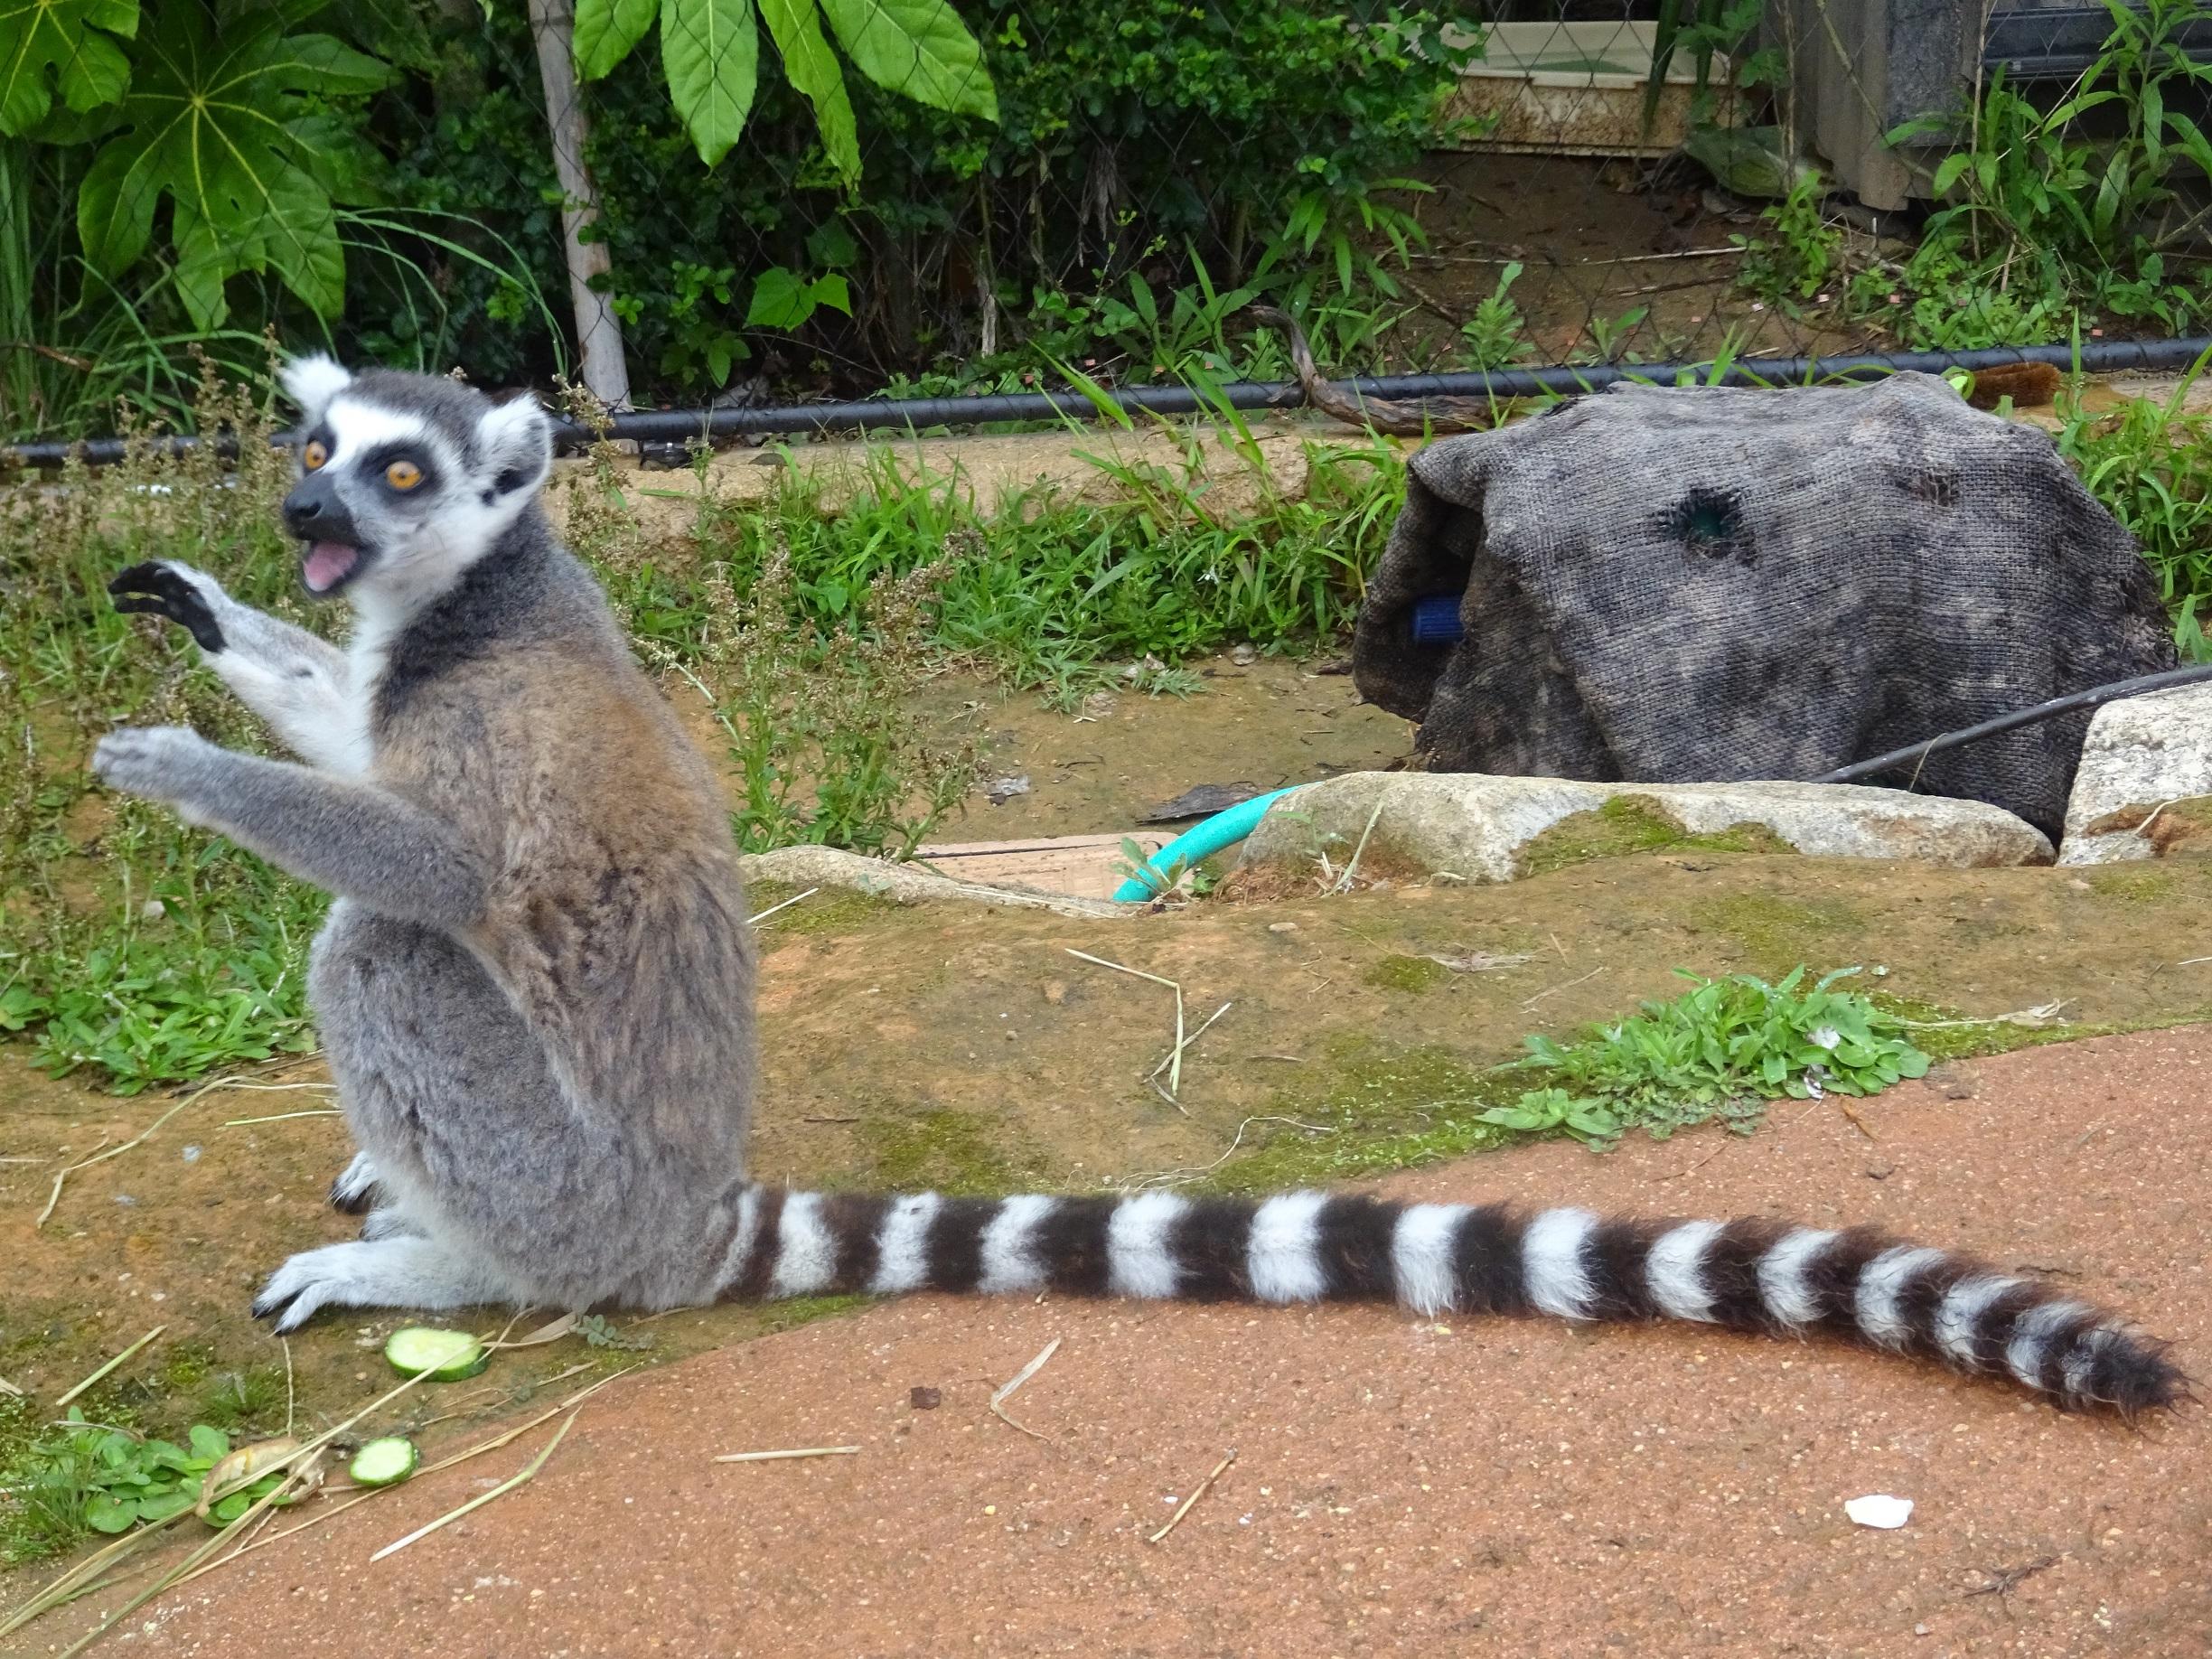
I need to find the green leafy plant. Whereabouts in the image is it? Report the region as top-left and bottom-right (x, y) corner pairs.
(0, 0), (136, 135)
(1874, 0), (2212, 349)
(1642, 0), (1786, 132)
(1474, 1085), (1621, 1149)
(1, 1412), (294, 1562)
(1110, 835), (1215, 901)
(72, 2), (397, 329)
(573, 0), (998, 170)
(574, 1314), (658, 1350)
(1735, 168), (1842, 305)
(1490, 967), (1932, 1148)
(398, 0), (1469, 398)
(1581, 305), (1649, 364)
(1458, 259), (1528, 370)
(649, 261), (748, 388)
(2057, 351), (2212, 656)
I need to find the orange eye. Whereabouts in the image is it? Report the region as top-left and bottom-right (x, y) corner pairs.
(302, 439), (327, 471)
(386, 460), (423, 491)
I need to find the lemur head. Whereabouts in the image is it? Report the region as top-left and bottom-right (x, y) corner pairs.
(276, 356), (554, 607)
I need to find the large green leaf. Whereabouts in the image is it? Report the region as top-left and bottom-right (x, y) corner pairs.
(574, 0), (658, 80)
(0, 0), (137, 137)
(661, 0), (756, 165)
(819, 0), (993, 121)
(758, 0), (856, 181)
(74, 3), (393, 329)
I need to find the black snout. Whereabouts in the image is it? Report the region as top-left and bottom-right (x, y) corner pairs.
(281, 472), (360, 544)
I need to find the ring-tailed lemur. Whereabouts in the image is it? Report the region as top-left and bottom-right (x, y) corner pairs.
(92, 359), (2185, 1418)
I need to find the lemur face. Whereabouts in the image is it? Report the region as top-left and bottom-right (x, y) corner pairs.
(276, 357), (552, 606)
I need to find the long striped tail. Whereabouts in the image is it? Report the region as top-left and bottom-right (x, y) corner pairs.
(715, 1187), (2187, 1418)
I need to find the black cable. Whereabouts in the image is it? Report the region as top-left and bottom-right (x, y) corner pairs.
(8, 335), (2210, 470)
(1813, 664), (2212, 786)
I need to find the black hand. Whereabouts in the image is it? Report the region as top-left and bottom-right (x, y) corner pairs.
(109, 563), (226, 653)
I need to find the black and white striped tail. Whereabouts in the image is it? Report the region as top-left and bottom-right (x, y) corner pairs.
(712, 1187), (2186, 1417)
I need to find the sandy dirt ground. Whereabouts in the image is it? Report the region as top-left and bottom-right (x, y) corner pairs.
(14, 1026), (2206, 1659)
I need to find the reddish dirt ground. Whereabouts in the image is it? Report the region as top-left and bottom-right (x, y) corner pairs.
(32, 1026), (2206, 1659)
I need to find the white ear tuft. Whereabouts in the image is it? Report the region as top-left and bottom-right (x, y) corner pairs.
(478, 393), (554, 498)
(280, 354), (353, 420)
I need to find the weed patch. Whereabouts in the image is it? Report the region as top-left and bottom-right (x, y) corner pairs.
(1492, 967), (1930, 1148)
(0, 1411), (298, 1566)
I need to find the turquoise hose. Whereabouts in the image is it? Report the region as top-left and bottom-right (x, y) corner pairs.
(1112, 785), (1304, 903)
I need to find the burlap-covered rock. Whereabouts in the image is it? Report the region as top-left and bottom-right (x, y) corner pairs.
(1351, 373), (2174, 837)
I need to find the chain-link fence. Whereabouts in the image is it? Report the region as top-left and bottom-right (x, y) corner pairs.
(5, 0), (2211, 447)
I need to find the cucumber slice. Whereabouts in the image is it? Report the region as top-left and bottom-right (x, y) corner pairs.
(383, 1326), (488, 1382)
(349, 1437), (420, 1487)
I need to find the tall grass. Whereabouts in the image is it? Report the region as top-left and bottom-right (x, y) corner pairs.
(0, 363), (326, 1092)
(2055, 361), (2212, 661)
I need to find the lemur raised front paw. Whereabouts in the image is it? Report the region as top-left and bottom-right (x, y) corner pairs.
(109, 562), (228, 653)
(91, 726), (222, 812)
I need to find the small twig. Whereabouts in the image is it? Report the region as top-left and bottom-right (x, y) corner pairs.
(1334, 799), (1387, 894)
(1656, 1143), (1734, 1181)
(281, 1337), (295, 1439)
(1067, 950), (1187, 1096)
(1964, 1552), (2060, 1608)
(747, 887), (820, 927)
(1147, 1001), (1234, 1114)
(1148, 1448), (1236, 1544)
(0, 1375), (22, 1397)
(221, 1109), (344, 1127)
(802, 1114), (862, 1124)
(1521, 967), (1603, 1014)
(371, 1409), (580, 1562)
(1837, 1100), (1878, 1142)
(989, 1336), (1063, 1442)
(1132, 1117), (1336, 1191)
(54, 1326), (166, 1409)
(713, 1445), (862, 1463)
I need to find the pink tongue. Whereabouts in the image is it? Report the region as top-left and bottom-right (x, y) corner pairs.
(304, 542), (358, 592)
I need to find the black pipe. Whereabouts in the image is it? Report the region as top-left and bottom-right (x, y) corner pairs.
(1813, 663), (2212, 787)
(8, 336), (2209, 470)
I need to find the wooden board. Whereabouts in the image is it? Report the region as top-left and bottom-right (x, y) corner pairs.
(912, 831), (1173, 901)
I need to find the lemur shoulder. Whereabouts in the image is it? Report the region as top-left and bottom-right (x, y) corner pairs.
(91, 357), (2185, 1420)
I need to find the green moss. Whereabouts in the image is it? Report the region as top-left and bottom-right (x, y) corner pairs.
(1692, 893), (1866, 971)
(2082, 866), (2179, 904)
(1197, 1038), (1514, 1195)
(756, 1293), (876, 1335)
(860, 1107), (1044, 1195)
(745, 882), (910, 938)
(158, 1344), (214, 1393)
(1363, 953), (1449, 993)
(1516, 796), (1795, 878)
(1873, 993), (2201, 1064)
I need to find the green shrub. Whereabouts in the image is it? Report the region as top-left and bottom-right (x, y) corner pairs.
(377, 0), (1468, 395)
